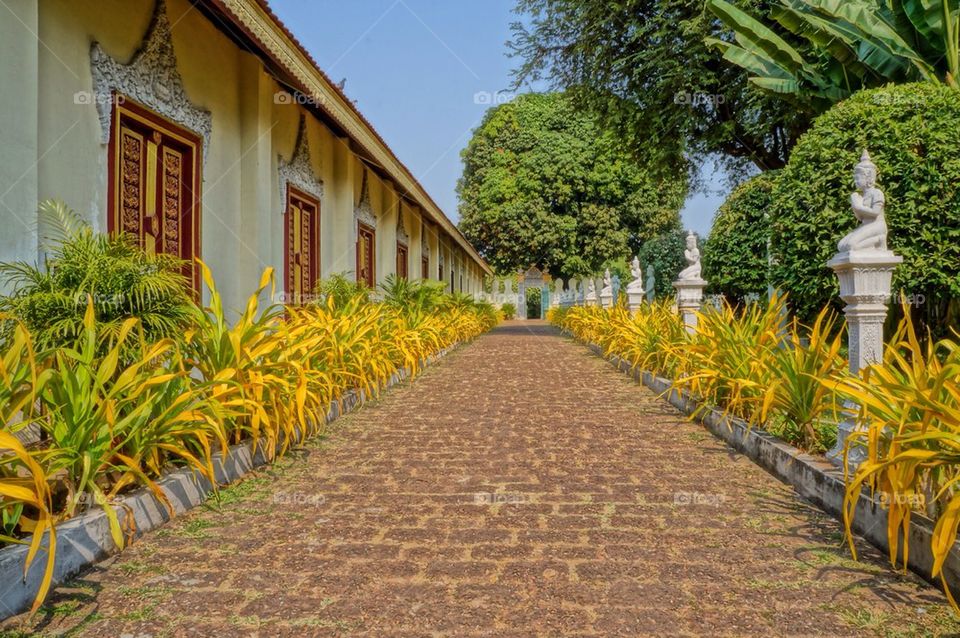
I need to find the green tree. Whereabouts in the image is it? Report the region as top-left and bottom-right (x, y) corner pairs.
(457, 93), (685, 280)
(510, 0), (814, 172)
(637, 230), (690, 298)
(702, 173), (775, 303)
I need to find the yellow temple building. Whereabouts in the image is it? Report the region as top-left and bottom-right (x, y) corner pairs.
(0, 0), (491, 311)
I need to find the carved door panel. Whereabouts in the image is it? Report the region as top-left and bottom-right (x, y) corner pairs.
(109, 98), (201, 290)
(396, 243), (408, 279)
(285, 188), (320, 304)
(356, 223), (376, 288)
(421, 256), (429, 280)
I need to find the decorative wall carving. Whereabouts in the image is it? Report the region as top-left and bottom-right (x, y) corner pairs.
(354, 168), (376, 229)
(278, 114), (324, 213)
(119, 130), (142, 233)
(161, 147), (182, 254)
(91, 0), (212, 161)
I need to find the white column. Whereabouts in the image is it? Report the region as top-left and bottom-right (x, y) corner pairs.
(673, 279), (706, 334)
(826, 251), (901, 466)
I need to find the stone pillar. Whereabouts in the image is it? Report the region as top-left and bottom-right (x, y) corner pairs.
(673, 279), (706, 334)
(627, 289), (644, 313)
(584, 280), (597, 306)
(826, 250), (902, 466)
(600, 289), (613, 309)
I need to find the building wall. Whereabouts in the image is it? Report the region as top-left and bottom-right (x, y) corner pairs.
(0, 0), (486, 311)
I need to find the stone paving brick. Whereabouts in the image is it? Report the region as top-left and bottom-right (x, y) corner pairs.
(3, 320), (960, 636)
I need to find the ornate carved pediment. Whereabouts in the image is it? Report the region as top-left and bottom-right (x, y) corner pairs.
(279, 114), (324, 211)
(91, 0), (212, 160)
(354, 168), (376, 228)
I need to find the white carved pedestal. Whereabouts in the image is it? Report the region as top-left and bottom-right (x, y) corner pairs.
(627, 290), (644, 313)
(584, 289), (597, 306)
(673, 278), (707, 334)
(825, 249), (902, 468)
(600, 291), (613, 309)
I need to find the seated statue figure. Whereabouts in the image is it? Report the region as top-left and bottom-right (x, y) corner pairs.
(676, 232), (702, 281)
(627, 255), (644, 292)
(838, 149), (887, 252)
(600, 268), (613, 296)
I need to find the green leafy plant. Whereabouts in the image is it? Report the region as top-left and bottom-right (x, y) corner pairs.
(314, 273), (370, 312)
(0, 200), (193, 353)
(500, 302), (517, 320)
(37, 300), (224, 546)
(379, 275), (446, 315)
(554, 295), (847, 452)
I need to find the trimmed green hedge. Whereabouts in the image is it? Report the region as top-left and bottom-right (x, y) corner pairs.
(702, 173), (775, 303)
(769, 83), (960, 327)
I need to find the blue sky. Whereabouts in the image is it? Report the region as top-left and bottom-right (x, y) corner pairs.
(269, 0), (725, 236)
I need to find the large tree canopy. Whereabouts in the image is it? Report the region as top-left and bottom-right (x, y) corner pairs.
(457, 92), (685, 280)
(509, 0), (814, 173)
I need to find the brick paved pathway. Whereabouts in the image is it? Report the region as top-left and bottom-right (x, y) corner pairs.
(5, 321), (959, 637)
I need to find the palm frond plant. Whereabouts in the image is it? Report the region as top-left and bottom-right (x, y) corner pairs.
(379, 274), (446, 315)
(0, 200), (194, 356)
(314, 273), (370, 312)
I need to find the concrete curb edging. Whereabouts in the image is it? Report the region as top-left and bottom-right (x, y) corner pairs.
(581, 340), (960, 595)
(0, 344), (459, 619)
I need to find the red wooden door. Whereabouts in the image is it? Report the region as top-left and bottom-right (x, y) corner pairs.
(108, 97), (201, 291)
(357, 223), (376, 288)
(285, 187), (320, 304)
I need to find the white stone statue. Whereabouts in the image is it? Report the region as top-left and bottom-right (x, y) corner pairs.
(600, 268), (613, 296)
(676, 231), (702, 281)
(586, 279), (596, 298)
(838, 149), (887, 253)
(627, 255), (644, 293)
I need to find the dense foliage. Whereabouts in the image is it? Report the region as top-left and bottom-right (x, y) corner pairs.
(0, 245), (497, 612)
(769, 83), (960, 330)
(636, 230), (689, 298)
(702, 173), (775, 303)
(510, 0), (814, 172)
(457, 93), (685, 280)
(707, 0), (960, 110)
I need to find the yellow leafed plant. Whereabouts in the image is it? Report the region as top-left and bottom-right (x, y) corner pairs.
(839, 307), (960, 607)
